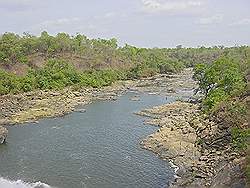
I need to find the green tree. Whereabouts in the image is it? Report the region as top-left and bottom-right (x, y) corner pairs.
(194, 57), (246, 111)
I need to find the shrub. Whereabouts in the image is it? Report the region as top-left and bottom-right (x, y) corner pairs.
(231, 127), (250, 150)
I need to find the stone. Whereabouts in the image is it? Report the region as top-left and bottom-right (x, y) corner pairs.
(194, 172), (207, 178)
(50, 92), (60, 96)
(199, 155), (208, 161)
(130, 96), (140, 101)
(0, 126), (8, 144)
(216, 151), (222, 155)
(73, 91), (82, 97)
(74, 109), (86, 113)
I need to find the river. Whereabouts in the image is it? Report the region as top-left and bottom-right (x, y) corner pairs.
(0, 92), (176, 188)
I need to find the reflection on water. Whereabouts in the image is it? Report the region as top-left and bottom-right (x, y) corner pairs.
(0, 92), (175, 188)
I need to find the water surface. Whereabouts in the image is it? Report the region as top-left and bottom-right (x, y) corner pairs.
(0, 92), (175, 188)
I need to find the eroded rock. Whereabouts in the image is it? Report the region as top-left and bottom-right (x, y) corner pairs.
(137, 99), (246, 187)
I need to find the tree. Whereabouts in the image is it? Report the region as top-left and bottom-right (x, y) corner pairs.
(194, 57), (246, 110)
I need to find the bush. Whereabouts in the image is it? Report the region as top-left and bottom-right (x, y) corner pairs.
(0, 69), (20, 94)
(158, 59), (184, 74)
(211, 99), (247, 127)
(20, 75), (35, 92)
(33, 59), (81, 89)
(231, 127), (250, 150)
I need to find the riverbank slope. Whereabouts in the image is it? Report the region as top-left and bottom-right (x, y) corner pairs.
(136, 70), (247, 187)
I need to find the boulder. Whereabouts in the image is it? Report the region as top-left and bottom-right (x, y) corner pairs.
(0, 126), (8, 144)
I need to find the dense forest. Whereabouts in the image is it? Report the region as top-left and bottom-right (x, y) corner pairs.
(0, 31), (248, 95)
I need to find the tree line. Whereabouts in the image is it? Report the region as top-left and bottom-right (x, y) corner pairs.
(0, 31), (249, 95)
(193, 48), (249, 183)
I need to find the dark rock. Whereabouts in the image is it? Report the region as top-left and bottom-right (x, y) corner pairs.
(130, 96), (140, 101)
(194, 172), (207, 178)
(0, 126), (8, 144)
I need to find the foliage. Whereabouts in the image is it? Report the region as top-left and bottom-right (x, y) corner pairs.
(0, 32), (249, 95)
(33, 59), (80, 89)
(231, 127), (250, 150)
(211, 99), (247, 127)
(0, 33), (28, 64)
(193, 57), (246, 111)
(0, 59), (132, 94)
(194, 47), (249, 180)
(0, 31), (197, 95)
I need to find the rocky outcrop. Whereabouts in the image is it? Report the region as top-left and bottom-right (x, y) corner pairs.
(137, 102), (201, 179)
(133, 68), (247, 187)
(131, 68), (197, 98)
(0, 126), (8, 144)
(137, 101), (247, 187)
(0, 80), (135, 125)
(0, 68), (196, 126)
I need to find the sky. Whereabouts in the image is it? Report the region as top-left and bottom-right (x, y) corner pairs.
(0, 0), (249, 48)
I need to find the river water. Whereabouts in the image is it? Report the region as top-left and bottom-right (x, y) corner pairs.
(0, 92), (176, 188)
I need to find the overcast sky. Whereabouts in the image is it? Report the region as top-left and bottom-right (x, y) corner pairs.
(0, 0), (249, 47)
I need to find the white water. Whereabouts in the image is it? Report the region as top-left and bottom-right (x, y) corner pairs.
(0, 177), (52, 188)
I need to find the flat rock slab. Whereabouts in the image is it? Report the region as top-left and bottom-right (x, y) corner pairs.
(0, 126), (8, 144)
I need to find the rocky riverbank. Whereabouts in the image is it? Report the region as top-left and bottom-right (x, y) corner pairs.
(0, 80), (133, 126)
(131, 68), (246, 187)
(0, 68), (196, 147)
(137, 102), (246, 187)
(0, 68), (195, 127)
(0, 68), (246, 186)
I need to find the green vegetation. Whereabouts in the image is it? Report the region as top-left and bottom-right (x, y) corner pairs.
(193, 48), (249, 183)
(0, 32), (194, 94)
(0, 31), (249, 184)
(232, 127), (250, 150)
(194, 52), (249, 146)
(0, 59), (129, 94)
(0, 32), (249, 97)
(193, 57), (246, 111)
